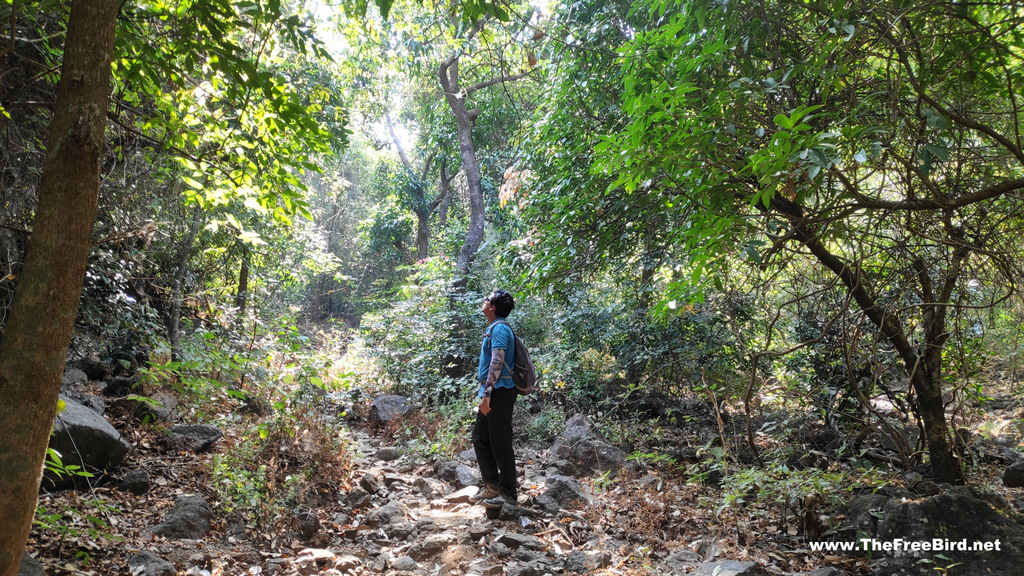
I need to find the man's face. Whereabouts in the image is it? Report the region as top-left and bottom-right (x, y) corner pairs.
(482, 297), (495, 317)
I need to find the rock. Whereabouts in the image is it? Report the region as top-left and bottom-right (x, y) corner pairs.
(367, 500), (405, 528)
(507, 561), (552, 576)
(101, 375), (141, 397)
(836, 486), (1024, 576)
(414, 477), (449, 499)
(411, 533), (455, 560)
(445, 486), (478, 504)
(549, 414), (628, 475)
(383, 473), (407, 487)
(368, 395), (410, 424)
(127, 551), (176, 576)
(359, 472), (382, 493)
(392, 556), (419, 571)
(537, 475), (590, 513)
(151, 495), (213, 539)
(296, 510), (319, 539)
(498, 502), (535, 521)
(74, 358), (109, 381)
(377, 446), (402, 461)
(167, 425), (222, 453)
(47, 395), (130, 486)
(436, 460), (481, 488)
(458, 448), (478, 463)
(1004, 461), (1024, 488)
(689, 560), (766, 576)
(661, 550), (700, 573)
(344, 487), (371, 509)
(496, 532), (546, 551)
(456, 464), (482, 488)
(18, 553), (45, 576)
(61, 367), (89, 388)
(119, 469), (151, 495)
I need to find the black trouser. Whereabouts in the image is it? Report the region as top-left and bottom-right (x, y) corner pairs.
(472, 386), (518, 497)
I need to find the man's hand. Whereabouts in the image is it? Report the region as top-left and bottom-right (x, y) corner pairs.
(479, 396), (491, 415)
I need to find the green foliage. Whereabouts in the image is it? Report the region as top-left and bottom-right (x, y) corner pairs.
(345, 256), (480, 401)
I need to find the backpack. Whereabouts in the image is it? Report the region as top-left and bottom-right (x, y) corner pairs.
(488, 320), (538, 395)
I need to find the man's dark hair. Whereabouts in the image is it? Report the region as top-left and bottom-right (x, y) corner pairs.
(487, 289), (515, 318)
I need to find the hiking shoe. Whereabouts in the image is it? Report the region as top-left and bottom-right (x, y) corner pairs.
(483, 494), (517, 509)
(471, 483), (500, 503)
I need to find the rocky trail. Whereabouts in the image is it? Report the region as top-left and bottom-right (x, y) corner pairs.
(20, 362), (1024, 576)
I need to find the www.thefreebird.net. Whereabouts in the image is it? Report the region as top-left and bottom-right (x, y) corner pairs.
(810, 538), (1002, 553)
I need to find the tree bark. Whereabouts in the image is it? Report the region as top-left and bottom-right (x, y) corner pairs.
(0, 0), (120, 574)
(439, 55), (485, 287)
(772, 196), (964, 483)
(169, 203), (203, 362)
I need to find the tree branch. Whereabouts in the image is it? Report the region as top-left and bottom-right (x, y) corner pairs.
(464, 68), (534, 96)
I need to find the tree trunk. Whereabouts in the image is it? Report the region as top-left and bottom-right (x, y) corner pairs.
(0, 1), (120, 574)
(169, 203), (203, 362)
(773, 196), (964, 483)
(234, 244), (250, 313)
(439, 55), (485, 287)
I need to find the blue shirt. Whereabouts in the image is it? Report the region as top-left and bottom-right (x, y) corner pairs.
(478, 318), (515, 398)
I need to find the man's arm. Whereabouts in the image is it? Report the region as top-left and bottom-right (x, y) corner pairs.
(482, 348), (507, 398)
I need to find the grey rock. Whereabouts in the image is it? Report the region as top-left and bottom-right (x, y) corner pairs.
(496, 532), (545, 551)
(74, 358), (109, 381)
(127, 551), (176, 576)
(18, 553), (45, 576)
(662, 550), (700, 574)
(102, 375), (140, 397)
(151, 495), (213, 539)
(1004, 460), (1024, 488)
(458, 448), (477, 463)
(549, 414), (628, 475)
(296, 510), (319, 539)
(689, 560), (766, 576)
(411, 533), (454, 560)
(413, 477), (448, 499)
(47, 395), (130, 485)
(62, 367), (89, 388)
(344, 486), (371, 509)
(498, 502), (535, 521)
(456, 464), (482, 488)
(368, 395), (410, 424)
(392, 556), (419, 571)
(360, 472), (382, 493)
(436, 460), (460, 483)
(119, 469), (151, 495)
(537, 475), (590, 513)
(367, 500), (405, 528)
(507, 561), (551, 576)
(837, 487), (1024, 576)
(377, 446), (402, 461)
(167, 425), (222, 453)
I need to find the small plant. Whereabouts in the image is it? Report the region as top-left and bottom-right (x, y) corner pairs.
(34, 495), (122, 568)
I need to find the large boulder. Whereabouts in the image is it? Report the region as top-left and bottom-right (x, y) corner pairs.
(1003, 460), (1024, 488)
(368, 395), (411, 424)
(47, 395), (130, 486)
(835, 487), (1024, 576)
(548, 414), (628, 475)
(151, 495), (213, 539)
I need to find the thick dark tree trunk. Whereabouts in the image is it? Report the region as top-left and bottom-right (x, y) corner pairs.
(0, 1), (120, 574)
(169, 203), (203, 362)
(773, 196), (964, 484)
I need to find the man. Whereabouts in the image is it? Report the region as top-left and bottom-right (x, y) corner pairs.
(472, 289), (519, 508)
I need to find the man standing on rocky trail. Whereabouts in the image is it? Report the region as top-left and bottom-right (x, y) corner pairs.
(472, 289), (519, 509)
